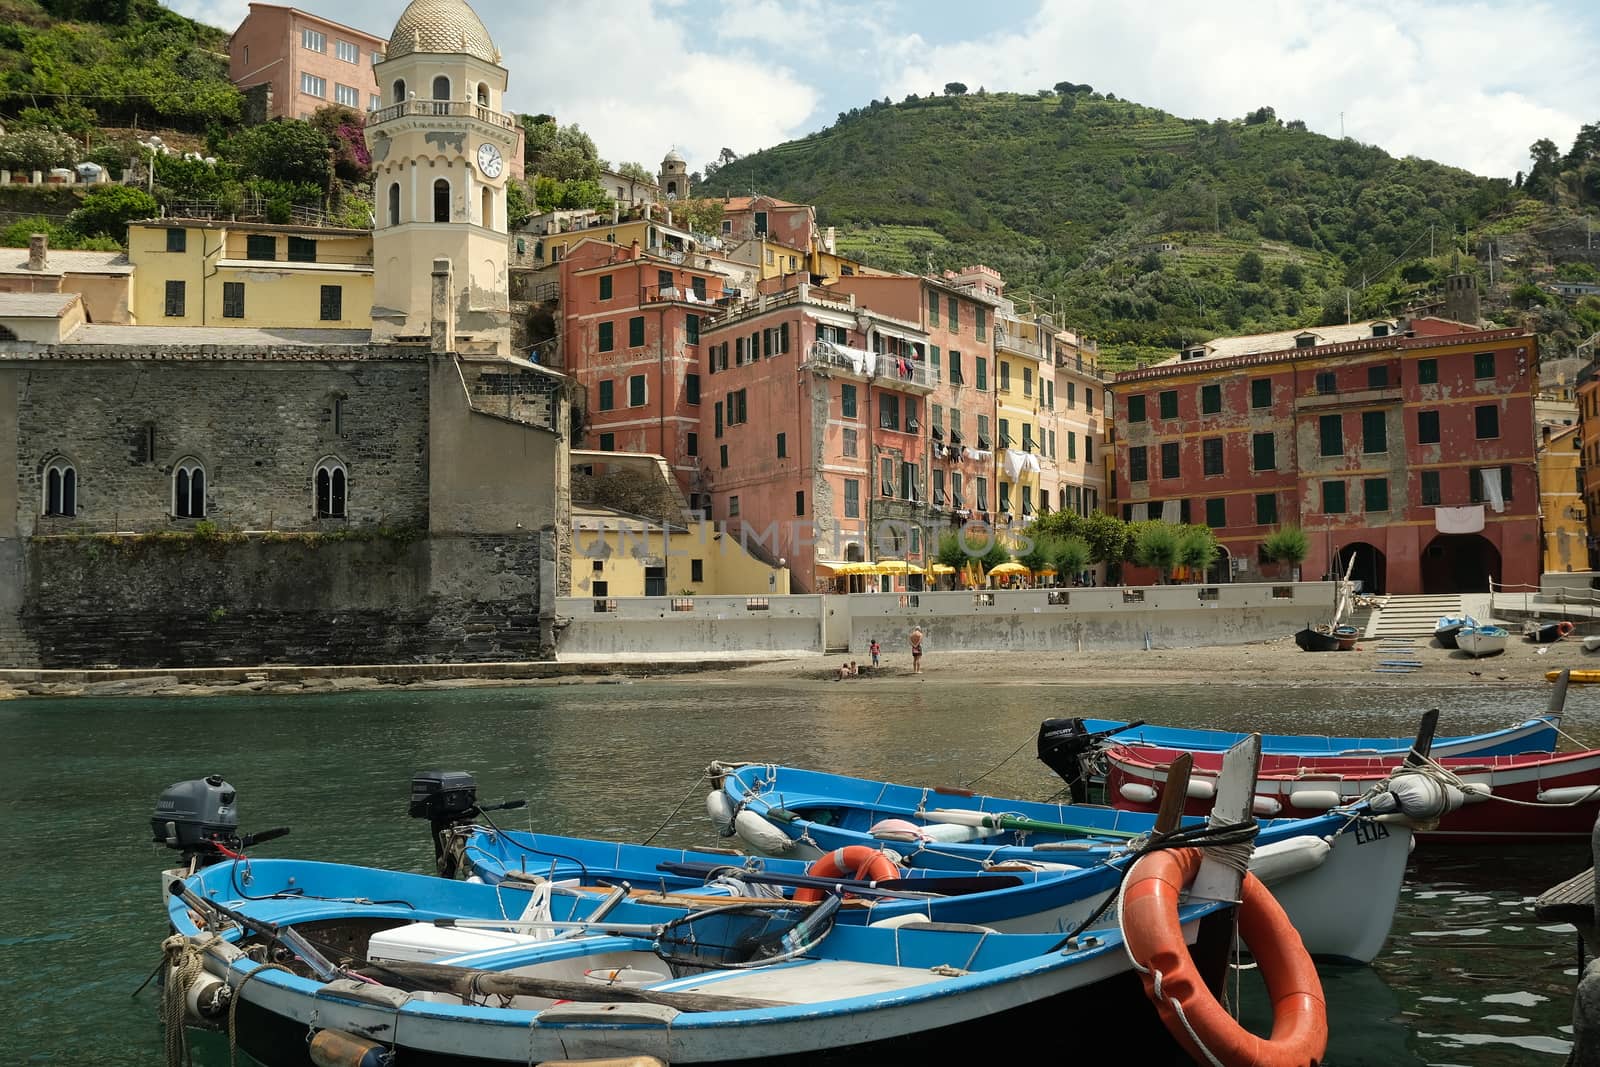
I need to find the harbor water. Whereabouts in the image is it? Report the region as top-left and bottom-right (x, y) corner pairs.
(1, 678), (1594, 1065)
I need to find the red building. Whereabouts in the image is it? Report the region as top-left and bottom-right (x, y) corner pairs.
(558, 238), (725, 502)
(1111, 317), (1540, 593)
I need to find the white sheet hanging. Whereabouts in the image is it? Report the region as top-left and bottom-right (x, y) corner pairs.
(1481, 469), (1505, 513)
(1161, 499), (1180, 524)
(1002, 449), (1025, 479)
(1023, 453), (1041, 474)
(1435, 505), (1485, 534)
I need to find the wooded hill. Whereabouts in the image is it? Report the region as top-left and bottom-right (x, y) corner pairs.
(705, 88), (1599, 364)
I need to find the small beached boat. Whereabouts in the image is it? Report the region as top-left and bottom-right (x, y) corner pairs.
(1294, 625), (1344, 652)
(1527, 620), (1575, 644)
(1456, 624), (1510, 658)
(1102, 745), (1600, 842)
(1434, 615), (1476, 649)
(708, 760), (1411, 964)
(1548, 669), (1600, 684)
(1584, 634), (1600, 653)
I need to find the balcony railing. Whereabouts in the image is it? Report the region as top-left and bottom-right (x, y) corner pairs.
(369, 99), (517, 131)
(804, 341), (936, 389)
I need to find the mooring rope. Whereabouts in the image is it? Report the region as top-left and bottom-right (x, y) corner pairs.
(228, 961), (294, 1067)
(161, 934), (209, 1067)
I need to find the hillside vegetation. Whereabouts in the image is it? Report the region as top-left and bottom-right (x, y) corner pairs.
(707, 89), (1600, 363)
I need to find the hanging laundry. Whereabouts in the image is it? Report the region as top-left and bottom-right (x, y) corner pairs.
(1161, 499), (1180, 524)
(1435, 505), (1485, 534)
(1481, 469), (1505, 513)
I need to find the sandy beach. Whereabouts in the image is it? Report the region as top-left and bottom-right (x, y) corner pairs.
(0, 632), (1590, 700)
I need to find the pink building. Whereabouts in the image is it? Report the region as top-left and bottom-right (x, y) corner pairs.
(229, 3), (388, 120)
(718, 195), (815, 252)
(700, 283), (934, 591)
(559, 238), (724, 502)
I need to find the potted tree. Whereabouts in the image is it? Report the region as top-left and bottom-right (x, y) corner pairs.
(1176, 525), (1220, 583)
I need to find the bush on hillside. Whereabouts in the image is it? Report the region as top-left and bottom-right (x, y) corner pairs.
(0, 216), (119, 251)
(67, 185), (157, 239)
(0, 128), (80, 172)
(222, 121), (332, 188)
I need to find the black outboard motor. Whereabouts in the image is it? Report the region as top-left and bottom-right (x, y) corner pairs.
(1037, 719), (1096, 804)
(408, 770), (525, 879)
(152, 775), (290, 868)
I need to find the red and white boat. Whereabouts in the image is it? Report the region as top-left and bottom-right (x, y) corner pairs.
(1102, 743), (1600, 843)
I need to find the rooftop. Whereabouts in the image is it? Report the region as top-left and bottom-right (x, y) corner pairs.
(1163, 320), (1402, 365)
(0, 248), (132, 277)
(133, 218), (371, 238)
(243, 3), (388, 44)
(0, 292), (81, 317)
(385, 0), (499, 65)
(719, 195), (805, 212)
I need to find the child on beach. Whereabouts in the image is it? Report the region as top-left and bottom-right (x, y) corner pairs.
(869, 639), (881, 667)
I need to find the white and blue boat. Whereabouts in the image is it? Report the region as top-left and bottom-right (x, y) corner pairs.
(707, 761), (1411, 964)
(1434, 614), (1478, 648)
(1456, 624), (1511, 658)
(156, 815), (1247, 1065)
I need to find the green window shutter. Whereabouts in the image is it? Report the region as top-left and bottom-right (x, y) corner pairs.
(1127, 395), (1146, 422)
(1201, 384), (1220, 414)
(598, 321), (614, 351)
(1205, 498), (1227, 528)
(1251, 378), (1271, 408)
(1363, 477), (1389, 512)
(599, 275), (612, 299)
(1361, 410), (1386, 453)
(1255, 493), (1277, 525)
(629, 316), (645, 347)
(1322, 480), (1346, 514)
(1319, 414), (1342, 457)
(1252, 432), (1275, 471)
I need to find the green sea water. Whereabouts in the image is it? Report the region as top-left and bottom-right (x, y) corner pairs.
(0, 678), (1592, 1065)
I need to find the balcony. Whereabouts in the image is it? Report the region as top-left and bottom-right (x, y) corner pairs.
(1294, 386), (1403, 411)
(803, 341), (936, 393)
(995, 328), (1047, 362)
(368, 99), (517, 131)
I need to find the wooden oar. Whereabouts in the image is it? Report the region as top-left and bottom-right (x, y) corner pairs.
(1550, 669), (1571, 720)
(1153, 752), (1193, 838)
(922, 808), (1142, 840)
(1403, 708), (1441, 768)
(653, 861), (1023, 898)
(360, 960), (791, 1012)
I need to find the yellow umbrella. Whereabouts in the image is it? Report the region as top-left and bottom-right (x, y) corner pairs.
(929, 564), (956, 575)
(988, 561), (1029, 576)
(874, 559), (913, 575)
(833, 562), (875, 575)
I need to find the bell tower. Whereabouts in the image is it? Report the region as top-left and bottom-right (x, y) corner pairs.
(367, 0), (516, 353)
(659, 148), (688, 201)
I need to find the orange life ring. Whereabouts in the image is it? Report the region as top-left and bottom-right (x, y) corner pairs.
(793, 846), (901, 903)
(1120, 847), (1327, 1067)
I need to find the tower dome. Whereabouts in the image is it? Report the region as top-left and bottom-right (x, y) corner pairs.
(387, 0), (500, 65)
(663, 148), (685, 165)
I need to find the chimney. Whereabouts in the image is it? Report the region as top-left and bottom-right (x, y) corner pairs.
(630, 238), (640, 260)
(430, 257), (455, 353)
(27, 232), (47, 271)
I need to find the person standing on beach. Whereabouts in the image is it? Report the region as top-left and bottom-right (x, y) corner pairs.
(909, 627), (924, 673)
(869, 639), (881, 667)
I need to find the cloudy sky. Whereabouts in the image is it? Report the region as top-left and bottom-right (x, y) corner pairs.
(174, 0), (1600, 180)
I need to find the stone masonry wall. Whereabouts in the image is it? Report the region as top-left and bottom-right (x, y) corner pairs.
(16, 533), (547, 668)
(12, 358), (430, 538)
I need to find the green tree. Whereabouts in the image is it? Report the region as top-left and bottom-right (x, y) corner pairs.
(66, 185), (157, 239)
(532, 175), (610, 214)
(1016, 536), (1056, 574)
(1175, 525), (1219, 580)
(944, 82), (968, 96)
(1280, 261), (1305, 290)
(223, 120), (332, 188)
(936, 532), (968, 569)
(616, 160), (654, 183)
(523, 117), (601, 183)
(1052, 537), (1092, 580)
(1077, 511), (1130, 563)
(1525, 137), (1562, 200)
(1133, 522), (1181, 582)
(1235, 250), (1265, 282)
(1261, 525), (1310, 577)
(506, 179), (533, 228)
(979, 536), (1011, 572)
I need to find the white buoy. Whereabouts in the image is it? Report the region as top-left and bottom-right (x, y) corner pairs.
(1249, 835), (1331, 885)
(1252, 795), (1283, 817)
(1288, 789), (1342, 811)
(705, 790), (736, 836)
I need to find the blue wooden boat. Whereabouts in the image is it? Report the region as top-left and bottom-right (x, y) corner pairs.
(1037, 712), (1559, 764)
(1434, 614), (1477, 648)
(1456, 624), (1510, 658)
(707, 761), (1411, 964)
(159, 853), (1237, 1065)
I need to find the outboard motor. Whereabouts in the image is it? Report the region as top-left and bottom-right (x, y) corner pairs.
(1037, 719), (1097, 804)
(408, 770), (525, 879)
(151, 775), (289, 868)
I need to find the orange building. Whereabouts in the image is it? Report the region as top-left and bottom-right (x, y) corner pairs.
(229, 3), (388, 119)
(1112, 317), (1541, 593)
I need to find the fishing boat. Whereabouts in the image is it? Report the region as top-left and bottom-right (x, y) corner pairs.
(1334, 624), (1361, 650)
(152, 779), (1270, 1065)
(707, 761), (1411, 964)
(1527, 620), (1575, 644)
(1101, 744), (1600, 842)
(1294, 625), (1343, 652)
(1456, 624), (1510, 658)
(1434, 615), (1476, 649)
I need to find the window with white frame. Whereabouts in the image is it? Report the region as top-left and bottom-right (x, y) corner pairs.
(315, 458), (347, 517)
(301, 28), (326, 52)
(42, 457), (76, 516)
(173, 459), (206, 518)
(371, 51), (384, 66)
(335, 39), (359, 63)
(334, 83), (360, 108)
(369, 94), (381, 111)
(300, 73), (326, 98)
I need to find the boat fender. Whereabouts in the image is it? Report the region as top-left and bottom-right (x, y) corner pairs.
(183, 973), (230, 1022)
(1122, 847), (1328, 1067)
(1119, 782), (1159, 805)
(1185, 777), (1217, 801)
(1287, 789), (1341, 811)
(1368, 772), (1468, 821)
(1538, 785), (1600, 805)
(1251, 795), (1282, 817)
(308, 1028), (392, 1067)
(1461, 782), (1493, 803)
(705, 791), (736, 837)
(869, 818), (928, 841)
(1248, 835), (1332, 886)
(733, 809), (798, 855)
(917, 823), (993, 844)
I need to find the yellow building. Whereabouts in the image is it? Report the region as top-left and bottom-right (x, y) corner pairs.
(128, 220), (374, 329)
(995, 313), (1051, 522)
(1540, 423), (1588, 572)
(569, 504), (792, 596)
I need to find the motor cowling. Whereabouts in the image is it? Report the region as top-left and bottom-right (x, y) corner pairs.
(152, 775), (239, 857)
(1036, 718), (1096, 804)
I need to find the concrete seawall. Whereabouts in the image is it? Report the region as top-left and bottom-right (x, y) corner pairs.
(555, 582), (1340, 656)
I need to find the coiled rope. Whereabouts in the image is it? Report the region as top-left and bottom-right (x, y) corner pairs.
(161, 933), (211, 1067)
(227, 961), (294, 1067)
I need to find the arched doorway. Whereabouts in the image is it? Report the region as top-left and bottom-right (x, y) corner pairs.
(1421, 534), (1502, 593)
(1206, 545), (1231, 584)
(1333, 541), (1386, 594)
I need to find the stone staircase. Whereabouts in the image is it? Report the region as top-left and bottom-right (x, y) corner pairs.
(1365, 594), (1463, 638)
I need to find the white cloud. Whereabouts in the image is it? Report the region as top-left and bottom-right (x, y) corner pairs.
(875, 0), (1598, 177)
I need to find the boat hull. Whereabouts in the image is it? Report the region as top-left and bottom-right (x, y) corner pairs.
(1528, 621), (1573, 644)
(1456, 628), (1508, 658)
(1051, 715), (1561, 759)
(1105, 746), (1600, 843)
(1295, 626), (1343, 652)
(1434, 625), (1464, 649)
